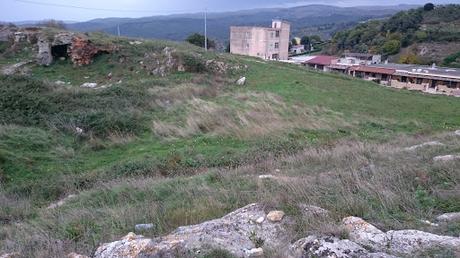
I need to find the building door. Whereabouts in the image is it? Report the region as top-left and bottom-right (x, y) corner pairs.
(272, 54), (279, 60)
(431, 80), (437, 88)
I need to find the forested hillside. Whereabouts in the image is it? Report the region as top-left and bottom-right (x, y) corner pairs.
(327, 4), (460, 66)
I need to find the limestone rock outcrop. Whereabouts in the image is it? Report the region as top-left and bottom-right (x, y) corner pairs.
(343, 216), (460, 255)
(95, 203), (291, 258)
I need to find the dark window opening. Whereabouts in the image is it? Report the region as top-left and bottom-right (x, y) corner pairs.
(51, 44), (69, 59)
(275, 31), (280, 37)
(416, 78), (423, 84)
(401, 76), (407, 83)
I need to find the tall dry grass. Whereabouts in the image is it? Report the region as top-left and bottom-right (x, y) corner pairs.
(1, 132), (458, 257)
(152, 92), (348, 139)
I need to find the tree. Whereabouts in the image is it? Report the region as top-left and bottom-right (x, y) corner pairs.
(37, 19), (66, 29)
(382, 39), (401, 55)
(185, 33), (215, 49)
(424, 3), (435, 11)
(300, 36), (310, 47)
(291, 38), (298, 46)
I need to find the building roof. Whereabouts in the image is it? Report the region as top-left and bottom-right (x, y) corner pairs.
(304, 55), (337, 66)
(371, 63), (460, 81)
(344, 53), (378, 58)
(349, 65), (395, 75)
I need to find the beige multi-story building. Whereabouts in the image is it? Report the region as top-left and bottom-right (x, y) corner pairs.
(230, 19), (290, 60)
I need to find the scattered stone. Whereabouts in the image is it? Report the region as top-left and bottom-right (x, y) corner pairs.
(255, 216), (265, 224)
(246, 247), (264, 257)
(236, 76), (246, 86)
(275, 169), (281, 172)
(67, 253), (90, 258)
(47, 194), (77, 209)
(55, 80), (66, 85)
(433, 155), (460, 162)
(94, 203), (291, 258)
(267, 210), (285, 222)
(129, 41), (143, 45)
(258, 174), (276, 179)
(205, 59), (228, 74)
(436, 212), (460, 223)
(75, 127), (84, 134)
(135, 223), (154, 232)
(419, 220), (439, 227)
(343, 216), (460, 255)
(404, 141), (444, 151)
(0, 253), (20, 258)
(1, 61), (31, 75)
(455, 130), (460, 136)
(81, 82), (98, 88)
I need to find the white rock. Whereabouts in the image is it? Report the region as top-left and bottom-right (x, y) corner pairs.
(55, 80), (66, 85)
(129, 41), (143, 45)
(433, 155), (460, 162)
(236, 76), (246, 85)
(255, 216), (265, 224)
(343, 216), (460, 255)
(455, 130), (460, 136)
(419, 220), (439, 227)
(75, 127), (84, 134)
(47, 194), (77, 209)
(246, 248), (263, 257)
(436, 212), (460, 223)
(404, 141), (444, 151)
(267, 210), (285, 222)
(67, 253), (90, 258)
(81, 82), (98, 88)
(135, 223), (154, 232)
(258, 174), (276, 179)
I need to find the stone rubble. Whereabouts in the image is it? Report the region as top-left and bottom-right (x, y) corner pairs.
(343, 216), (460, 255)
(47, 194), (77, 209)
(433, 154), (460, 162)
(81, 82), (98, 88)
(404, 141), (444, 151)
(436, 212), (460, 223)
(266, 210), (285, 222)
(236, 76), (247, 85)
(94, 203), (291, 258)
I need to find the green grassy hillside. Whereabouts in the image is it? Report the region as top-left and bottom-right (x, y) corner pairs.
(0, 32), (459, 257)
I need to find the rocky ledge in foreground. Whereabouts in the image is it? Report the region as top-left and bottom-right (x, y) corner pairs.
(88, 203), (460, 258)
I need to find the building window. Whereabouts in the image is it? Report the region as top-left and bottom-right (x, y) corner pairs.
(275, 31), (280, 37)
(416, 78), (423, 84)
(245, 43), (249, 49)
(272, 54), (279, 60)
(271, 32), (274, 38)
(274, 43), (279, 49)
(401, 76), (407, 83)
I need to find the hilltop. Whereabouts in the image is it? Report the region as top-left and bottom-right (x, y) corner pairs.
(0, 27), (459, 257)
(65, 4), (416, 46)
(327, 4), (460, 66)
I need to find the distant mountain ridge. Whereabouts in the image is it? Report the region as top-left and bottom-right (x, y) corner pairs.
(63, 4), (417, 44)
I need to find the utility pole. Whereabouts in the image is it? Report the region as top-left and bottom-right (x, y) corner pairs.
(117, 24), (121, 37)
(204, 7), (208, 51)
(204, 8), (208, 51)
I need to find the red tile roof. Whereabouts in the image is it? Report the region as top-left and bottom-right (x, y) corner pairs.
(349, 65), (395, 75)
(304, 55), (337, 66)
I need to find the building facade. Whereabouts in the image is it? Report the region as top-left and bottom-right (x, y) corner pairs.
(230, 20), (290, 60)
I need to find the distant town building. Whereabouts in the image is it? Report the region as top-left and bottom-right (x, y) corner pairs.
(300, 54), (460, 96)
(343, 52), (382, 65)
(230, 19), (291, 60)
(290, 45), (305, 55)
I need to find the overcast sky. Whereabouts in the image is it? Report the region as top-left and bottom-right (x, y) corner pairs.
(1, 0), (459, 22)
